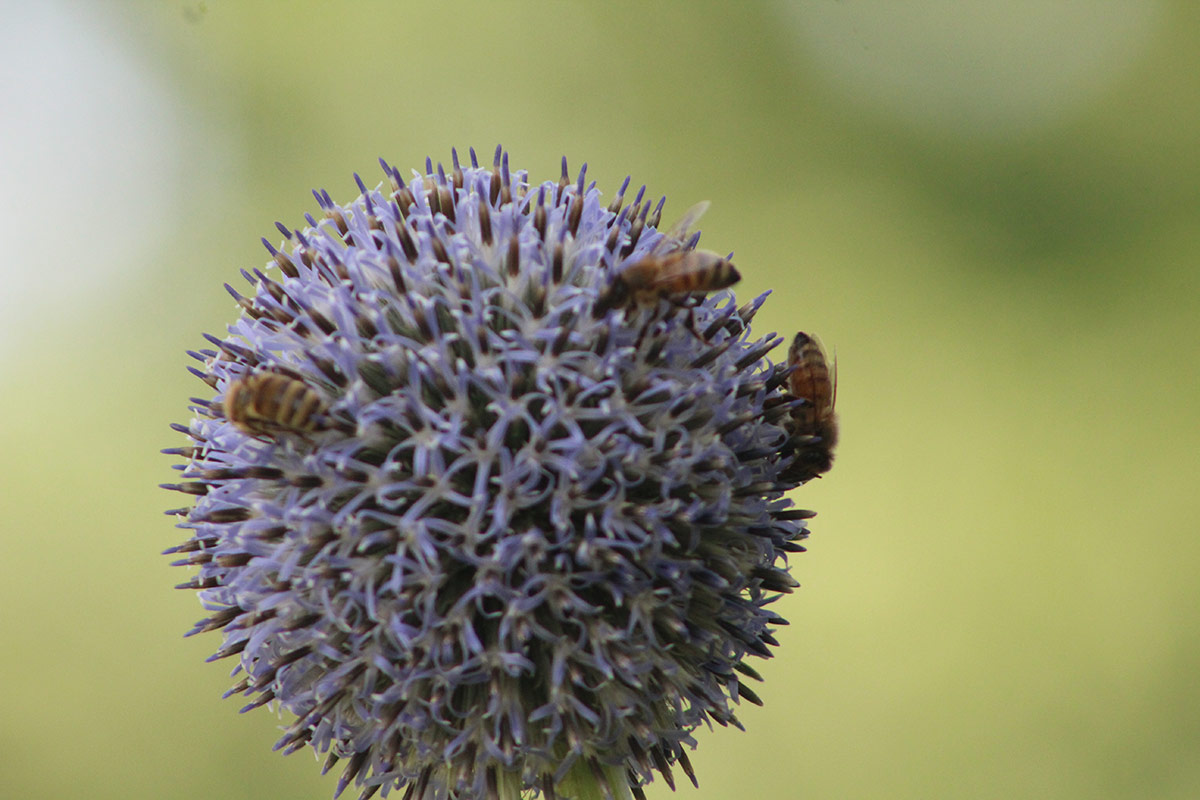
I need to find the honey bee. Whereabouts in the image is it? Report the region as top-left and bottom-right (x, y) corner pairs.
(223, 371), (329, 437)
(595, 201), (741, 318)
(782, 332), (838, 482)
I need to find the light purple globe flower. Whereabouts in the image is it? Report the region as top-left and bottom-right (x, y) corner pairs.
(164, 148), (815, 800)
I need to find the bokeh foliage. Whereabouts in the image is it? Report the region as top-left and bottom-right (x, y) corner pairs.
(1, 2), (1197, 798)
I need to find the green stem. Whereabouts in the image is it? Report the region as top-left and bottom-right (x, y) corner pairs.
(555, 760), (635, 800)
(496, 768), (524, 800)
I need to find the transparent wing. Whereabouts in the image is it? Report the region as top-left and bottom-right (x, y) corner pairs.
(649, 201), (710, 254)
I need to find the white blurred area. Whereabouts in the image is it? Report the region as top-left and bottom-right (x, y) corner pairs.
(780, 0), (1164, 139)
(0, 3), (229, 354)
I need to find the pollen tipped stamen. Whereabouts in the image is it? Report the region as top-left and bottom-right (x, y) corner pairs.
(201, 333), (257, 364)
(650, 748), (675, 791)
(646, 196), (665, 229)
(478, 198), (493, 245)
(451, 147), (465, 189)
(534, 194), (548, 240)
(505, 235), (521, 277)
(567, 194), (584, 237)
(437, 184), (456, 224)
(334, 751), (369, 799)
(619, 217), (645, 259)
(394, 220), (419, 262)
(160, 481), (209, 496)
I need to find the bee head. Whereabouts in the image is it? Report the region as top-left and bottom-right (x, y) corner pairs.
(593, 276), (630, 316)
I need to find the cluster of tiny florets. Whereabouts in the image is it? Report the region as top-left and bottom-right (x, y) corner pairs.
(164, 147), (813, 800)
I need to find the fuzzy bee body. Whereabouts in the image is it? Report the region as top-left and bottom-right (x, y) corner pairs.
(596, 201), (740, 319)
(600, 250), (741, 313)
(782, 332), (838, 482)
(223, 372), (328, 437)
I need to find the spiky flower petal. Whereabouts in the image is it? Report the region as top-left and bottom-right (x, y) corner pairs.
(164, 147), (814, 800)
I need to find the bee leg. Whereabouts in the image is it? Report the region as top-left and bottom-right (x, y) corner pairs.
(630, 301), (664, 348)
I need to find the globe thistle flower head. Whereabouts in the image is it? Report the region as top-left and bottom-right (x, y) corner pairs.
(164, 147), (815, 800)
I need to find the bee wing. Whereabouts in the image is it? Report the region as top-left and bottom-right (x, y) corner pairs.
(829, 348), (837, 412)
(807, 333), (836, 414)
(663, 201), (710, 240)
(649, 201), (711, 255)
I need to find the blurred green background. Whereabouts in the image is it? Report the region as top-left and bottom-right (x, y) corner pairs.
(2, 2), (1197, 798)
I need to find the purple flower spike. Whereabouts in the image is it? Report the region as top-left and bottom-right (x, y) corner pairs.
(164, 149), (817, 800)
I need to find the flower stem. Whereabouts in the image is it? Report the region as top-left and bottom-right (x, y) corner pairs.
(556, 760), (636, 800)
